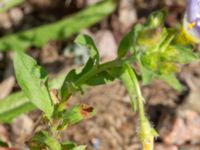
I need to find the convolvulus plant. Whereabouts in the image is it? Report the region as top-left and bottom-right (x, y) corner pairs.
(1, 1), (200, 150)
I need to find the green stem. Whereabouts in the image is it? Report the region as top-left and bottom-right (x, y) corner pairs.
(63, 55), (136, 100)
(130, 70), (155, 150)
(130, 69), (145, 119)
(76, 55), (136, 85)
(57, 55), (136, 113)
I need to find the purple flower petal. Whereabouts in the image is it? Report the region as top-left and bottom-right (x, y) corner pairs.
(184, 0), (200, 42)
(186, 0), (200, 22)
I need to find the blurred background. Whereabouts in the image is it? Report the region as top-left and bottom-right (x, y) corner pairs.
(0, 0), (200, 150)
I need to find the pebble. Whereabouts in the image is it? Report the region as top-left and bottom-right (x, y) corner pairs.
(9, 8), (24, 26)
(160, 109), (200, 145)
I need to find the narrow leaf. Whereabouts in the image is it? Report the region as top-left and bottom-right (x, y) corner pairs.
(0, 0), (116, 51)
(120, 63), (139, 111)
(157, 74), (182, 91)
(174, 45), (199, 64)
(0, 93), (35, 123)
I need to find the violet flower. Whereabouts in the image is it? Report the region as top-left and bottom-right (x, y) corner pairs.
(184, 0), (200, 42)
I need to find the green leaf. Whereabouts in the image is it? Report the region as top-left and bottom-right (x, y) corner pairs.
(157, 74), (182, 91)
(59, 104), (96, 129)
(159, 30), (175, 52)
(59, 69), (80, 101)
(174, 45), (199, 64)
(0, 72), (67, 123)
(120, 63), (140, 112)
(0, 0), (116, 51)
(75, 34), (99, 65)
(29, 131), (62, 150)
(117, 24), (142, 58)
(60, 34), (101, 101)
(13, 51), (53, 119)
(117, 30), (133, 58)
(0, 139), (8, 147)
(0, 92), (35, 123)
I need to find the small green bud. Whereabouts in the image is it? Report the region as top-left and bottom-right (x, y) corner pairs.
(144, 10), (166, 28)
(137, 28), (162, 48)
(59, 104), (96, 129)
(137, 10), (166, 48)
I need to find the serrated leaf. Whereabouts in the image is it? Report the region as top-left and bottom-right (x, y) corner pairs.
(29, 131), (62, 150)
(13, 51), (53, 119)
(157, 74), (182, 91)
(75, 34), (99, 65)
